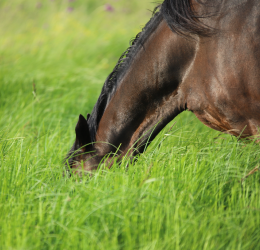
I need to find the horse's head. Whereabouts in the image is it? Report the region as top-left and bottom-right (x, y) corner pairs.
(65, 1), (216, 175)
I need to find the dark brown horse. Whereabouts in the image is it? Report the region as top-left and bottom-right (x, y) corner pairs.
(66, 0), (260, 174)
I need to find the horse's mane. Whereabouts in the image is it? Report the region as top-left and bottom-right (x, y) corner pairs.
(87, 7), (163, 142)
(87, 0), (213, 142)
(161, 0), (214, 36)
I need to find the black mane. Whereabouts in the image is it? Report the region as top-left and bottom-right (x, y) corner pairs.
(86, 0), (213, 142)
(87, 7), (163, 142)
(161, 0), (214, 36)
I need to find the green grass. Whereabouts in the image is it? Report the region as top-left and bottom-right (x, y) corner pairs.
(1, 1), (260, 249)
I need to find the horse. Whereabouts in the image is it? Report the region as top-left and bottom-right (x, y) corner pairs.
(65, 0), (260, 174)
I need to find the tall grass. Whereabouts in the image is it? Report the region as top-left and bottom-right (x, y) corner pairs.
(0, 1), (260, 249)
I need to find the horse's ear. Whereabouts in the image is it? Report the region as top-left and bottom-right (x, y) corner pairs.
(75, 114), (91, 149)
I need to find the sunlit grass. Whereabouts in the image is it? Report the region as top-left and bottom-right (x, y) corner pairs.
(1, 1), (260, 249)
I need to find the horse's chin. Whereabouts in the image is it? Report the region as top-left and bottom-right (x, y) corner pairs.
(70, 156), (99, 176)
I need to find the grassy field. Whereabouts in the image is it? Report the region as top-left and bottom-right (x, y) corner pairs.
(1, 0), (260, 249)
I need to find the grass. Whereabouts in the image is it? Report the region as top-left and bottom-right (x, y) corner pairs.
(0, 0), (260, 249)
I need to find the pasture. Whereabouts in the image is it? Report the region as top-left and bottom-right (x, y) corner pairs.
(0, 0), (260, 249)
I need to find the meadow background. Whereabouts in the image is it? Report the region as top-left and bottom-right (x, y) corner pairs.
(0, 0), (260, 249)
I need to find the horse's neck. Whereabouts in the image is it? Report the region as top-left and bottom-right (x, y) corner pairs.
(94, 20), (197, 157)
